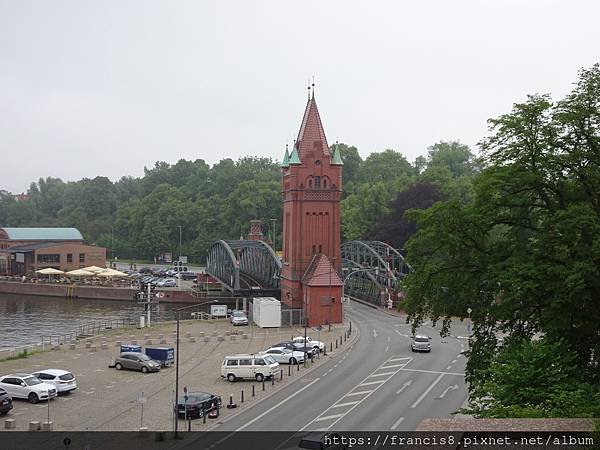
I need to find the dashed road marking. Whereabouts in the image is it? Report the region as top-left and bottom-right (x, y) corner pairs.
(411, 373), (444, 408)
(397, 368), (465, 376)
(314, 413), (345, 422)
(345, 390), (373, 396)
(390, 416), (405, 430)
(452, 359), (457, 364)
(358, 380), (386, 387)
(330, 401), (360, 408)
(446, 365), (452, 370)
(368, 371), (396, 378)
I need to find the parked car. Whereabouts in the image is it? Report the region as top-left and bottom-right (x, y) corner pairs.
(31, 369), (77, 394)
(411, 334), (431, 352)
(176, 272), (197, 280)
(230, 310), (248, 326)
(0, 388), (13, 415)
(177, 391), (222, 419)
(298, 432), (348, 450)
(166, 269), (176, 277)
(293, 336), (326, 353)
(0, 374), (57, 403)
(221, 354), (279, 382)
(260, 347), (305, 365)
(273, 341), (315, 356)
(161, 279), (177, 287)
(110, 352), (161, 373)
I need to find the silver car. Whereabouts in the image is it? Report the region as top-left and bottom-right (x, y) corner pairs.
(411, 335), (431, 352)
(230, 310), (248, 326)
(111, 352), (161, 373)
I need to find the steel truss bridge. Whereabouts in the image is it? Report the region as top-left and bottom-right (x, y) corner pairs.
(206, 239), (409, 305)
(341, 240), (410, 305)
(206, 240), (282, 297)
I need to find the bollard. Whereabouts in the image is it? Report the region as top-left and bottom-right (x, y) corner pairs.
(41, 421), (53, 431)
(297, 361), (300, 371)
(5, 418), (16, 429)
(189, 337), (196, 343)
(203, 412), (206, 424)
(252, 385), (255, 397)
(29, 421), (40, 431)
(241, 390), (244, 403)
(336, 339), (338, 349)
(330, 342), (333, 352)
(344, 333), (346, 342)
(350, 321), (352, 334)
(185, 331), (191, 338)
(280, 369), (283, 381)
(271, 377), (274, 386)
(115, 341), (122, 347)
(199, 332), (205, 338)
(204, 337), (210, 343)
(227, 394), (237, 409)
(262, 379), (265, 391)
(85, 342), (92, 349)
(288, 365), (291, 377)
(323, 345), (327, 356)
(69, 343), (76, 350)
(188, 417), (191, 432)
(311, 354), (314, 364)
(146, 339), (153, 345)
(101, 343), (109, 350)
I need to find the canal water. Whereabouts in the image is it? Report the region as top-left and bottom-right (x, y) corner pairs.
(0, 293), (179, 350)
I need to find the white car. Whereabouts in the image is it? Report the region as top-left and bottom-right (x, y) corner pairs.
(260, 347), (305, 365)
(230, 310), (249, 326)
(0, 373), (57, 403)
(292, 336), (325, 353)
(32, 369), (77, 394)
(411, 335), (432, 352)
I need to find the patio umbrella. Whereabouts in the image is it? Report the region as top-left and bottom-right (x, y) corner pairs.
(65, 269), (95, 277)
(97, 268), (128, 278)
(35, 268), (65, 275)
(82, 265), (105, 273)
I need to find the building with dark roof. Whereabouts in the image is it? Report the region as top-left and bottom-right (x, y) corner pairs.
(0, 227), (105, 275)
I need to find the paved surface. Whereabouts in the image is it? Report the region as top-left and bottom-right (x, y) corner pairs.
(209, 300), (469, 442)
(0, 317), (351, 431)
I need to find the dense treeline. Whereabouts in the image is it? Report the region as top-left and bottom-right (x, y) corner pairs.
(0, 141), (476, 262)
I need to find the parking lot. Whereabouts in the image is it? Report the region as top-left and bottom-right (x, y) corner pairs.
(0, 317), (353, 431)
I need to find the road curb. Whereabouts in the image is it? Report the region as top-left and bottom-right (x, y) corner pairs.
(204, 324), (361, 431)
(349, 296), (406, 319)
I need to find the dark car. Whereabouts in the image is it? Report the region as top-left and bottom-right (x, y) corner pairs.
(0, 388), (13, 415)
(298, 432), (348, 450)
(177, 391), (222, 419)
(178, 272), (197, 280)
(273, 341), (315, 356)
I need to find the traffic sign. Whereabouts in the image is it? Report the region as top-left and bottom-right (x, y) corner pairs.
(138, 392), (146, 404)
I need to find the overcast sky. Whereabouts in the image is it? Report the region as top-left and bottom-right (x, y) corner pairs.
(1, 1), (598, 193)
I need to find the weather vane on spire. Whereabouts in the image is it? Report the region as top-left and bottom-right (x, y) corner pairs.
(312, 76), (315, 99)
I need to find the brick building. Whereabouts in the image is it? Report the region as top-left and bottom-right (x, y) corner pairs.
(280, 89), (344, 326)
(0, 227), (106, 275)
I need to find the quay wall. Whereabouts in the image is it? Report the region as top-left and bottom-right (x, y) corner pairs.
(0, 280), (201, 303)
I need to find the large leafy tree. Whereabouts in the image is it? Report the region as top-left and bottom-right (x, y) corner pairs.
(403, 64), (600, 416)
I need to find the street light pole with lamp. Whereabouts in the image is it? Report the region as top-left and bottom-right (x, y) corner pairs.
(173, 299), (218, 438)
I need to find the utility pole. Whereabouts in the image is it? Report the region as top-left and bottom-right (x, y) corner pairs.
(270, 218), (277, 251)
(177, 226), (183, 260)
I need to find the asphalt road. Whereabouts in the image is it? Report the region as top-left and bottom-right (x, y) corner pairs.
(211, 300), (469, 438)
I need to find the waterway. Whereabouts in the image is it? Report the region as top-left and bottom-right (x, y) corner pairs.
(0, 293), (179, 350)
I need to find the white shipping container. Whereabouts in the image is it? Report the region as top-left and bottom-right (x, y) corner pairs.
(252, 297), (281, 328)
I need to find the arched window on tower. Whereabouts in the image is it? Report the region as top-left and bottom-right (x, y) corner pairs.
(309, 179), (312, 188)
(315, 176), (321, 188)
(323, 179), (327, 188)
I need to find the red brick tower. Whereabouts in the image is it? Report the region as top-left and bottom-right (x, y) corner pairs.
(280, 87), (344, 326)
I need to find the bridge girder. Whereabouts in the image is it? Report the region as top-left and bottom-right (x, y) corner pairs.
(341, 240), (411, 304)
(206, 240), (281, 294)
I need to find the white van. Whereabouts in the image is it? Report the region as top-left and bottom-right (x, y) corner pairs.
(221, 354), (280, 382)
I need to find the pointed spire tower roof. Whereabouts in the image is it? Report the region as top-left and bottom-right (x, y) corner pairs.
(295, 86), (330, 160)
(331, 144), (344, 165)
(281, 144), (290, 168)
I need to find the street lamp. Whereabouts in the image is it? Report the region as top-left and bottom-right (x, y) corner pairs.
(270, 219), (277, 251)
(177, 226), (183, 260)
(174, 299), (218, 437)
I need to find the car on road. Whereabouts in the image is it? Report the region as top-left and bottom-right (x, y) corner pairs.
(31, 369), (77, 394)
(0, 374), (57, 404)
(298, 432), (348, 450)
(110, 352), (161, 373)
(177, 391), (222, 419)
(0, 388), (13, 415)
(230, 310), (249, 326)
(411, 334), (431, 352)
(260, 347), (305, 365)
(293, 336), (326, 353)
(273, 341), (316, 356)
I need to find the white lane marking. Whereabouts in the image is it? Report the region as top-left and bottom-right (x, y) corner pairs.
(388, 357), (411, 362)
(411, 373), (444, 408)
(452, 359), (457, 364)
(301, 355), (411, 431)
(314, 413), (345, 422)
(380, 364), (407, 369)
(330, 401), (360, 408)
(390, 416), (405, 430)
(396, 379), (413, 394)
(446, 365), (452, 370)
(398, 368), (464, 376)
(395, 330), (411, 338)
(385, 345), (389, 353)
(438, 384), (459, 399)
(235, 378), (320, 431)
(372, 329), (378, 338)
(345, 390), (372, 396)
(387, 336), (391, 342)
(368, 371), (396, 378)
(83, 390), (95, 395)
(358, 380), (386, 387)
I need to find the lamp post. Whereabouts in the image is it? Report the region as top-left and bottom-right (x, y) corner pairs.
(174, 299), (218, 438)
(110, 226), (114, 266)
(467, 307), (472, 350)
(177, 226), (183, 260)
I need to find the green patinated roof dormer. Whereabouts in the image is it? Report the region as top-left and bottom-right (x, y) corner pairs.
(331, 146), (344, 165)
(288, 145), (301, 165)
